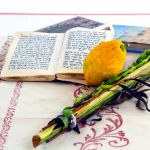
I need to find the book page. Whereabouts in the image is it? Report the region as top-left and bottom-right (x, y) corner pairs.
(56, 27), (113, 75)
(1, 32), (64, 80)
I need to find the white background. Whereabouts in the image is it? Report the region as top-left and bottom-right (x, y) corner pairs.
(0, 1), (150, 150)
(0, 0), (150, 35)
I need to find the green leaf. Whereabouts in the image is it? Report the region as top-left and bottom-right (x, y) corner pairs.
(120, 44), (126, 52)
(101, 85), (113, 89)
(74, 91), (87, 104)
(59, 116), (69, 128)
(63, 107), (73, 118)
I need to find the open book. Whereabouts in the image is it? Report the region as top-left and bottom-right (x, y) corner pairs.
(0, 27), (113, 84)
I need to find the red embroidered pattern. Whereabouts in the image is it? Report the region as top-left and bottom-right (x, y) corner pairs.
(0, 37), (12, 70)
(73, 86), (129, 150)
(0, 82), (23, 150)
(0, 37), (12, 84)
(74, 85), (89, 98)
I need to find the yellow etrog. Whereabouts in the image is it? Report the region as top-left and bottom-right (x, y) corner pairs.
(83, 40), (126, 86)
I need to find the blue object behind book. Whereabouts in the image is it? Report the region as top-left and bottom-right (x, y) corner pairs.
(113, 25), (150, 44)
(113, 24), (150, 52)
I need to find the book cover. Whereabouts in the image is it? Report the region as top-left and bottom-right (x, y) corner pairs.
(37, 16), (104, 33)
(113, 24), (150, 51)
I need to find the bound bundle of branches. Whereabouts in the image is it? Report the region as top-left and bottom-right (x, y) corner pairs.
(32, 49), (150, 148)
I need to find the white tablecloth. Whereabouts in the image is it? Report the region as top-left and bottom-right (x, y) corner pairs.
(0, 36), (150, 150)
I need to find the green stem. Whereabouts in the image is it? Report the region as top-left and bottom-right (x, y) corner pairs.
(75, 61), (150, 119)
